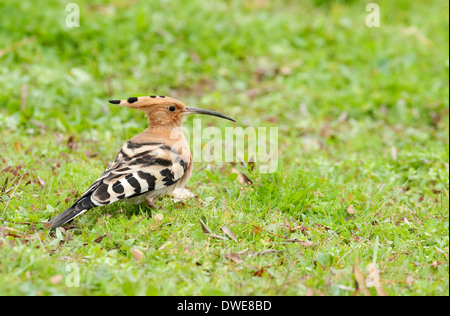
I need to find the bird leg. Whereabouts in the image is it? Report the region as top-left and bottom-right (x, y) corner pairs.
(146, 197), (164, 211)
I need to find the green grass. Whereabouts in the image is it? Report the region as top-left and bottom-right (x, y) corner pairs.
(0, 0), (448, 295)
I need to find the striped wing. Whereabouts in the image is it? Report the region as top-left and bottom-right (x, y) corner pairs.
(85, 141), (188, 206)
(49, 141), (188, 228)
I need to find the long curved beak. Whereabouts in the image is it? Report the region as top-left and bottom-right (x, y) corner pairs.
(184, 107), (236, 122)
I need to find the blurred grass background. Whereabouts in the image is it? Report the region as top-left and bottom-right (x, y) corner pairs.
(0, 0), (448, 295)
(1, 0), (448, 134)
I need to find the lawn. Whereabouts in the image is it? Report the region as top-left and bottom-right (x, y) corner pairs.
(0, 0), (448, 296)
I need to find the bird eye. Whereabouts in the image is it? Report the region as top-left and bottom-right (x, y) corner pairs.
(169, 106), (176, 112)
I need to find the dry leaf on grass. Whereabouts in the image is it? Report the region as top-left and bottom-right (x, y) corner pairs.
(391, 146), (398, 161)
(132, 248), (145, 262)
(199, 218), (229, 241)
(94, 235), (104, 243)
(347, 205), (355, 215)
(283, 239), (315, 247)
(222, 226), (238, 242)
(236, 249), (280, 258)
(224, 252), (243, 264)
(253, 226), (263, 234)
(253, 267), (266, 277)
(253, 249), (279, 256)
(209, 234), (228, 241)
(199, 217), (212, 234)
(366, 263), (387, 296)
(172, 188), (195, 202)
(0, 226), (20, 235)
(49, 274), (63, 285)
(37, 176), (46, 189)
(431, 261), (442, 268)
(281, 217), (304, 234)
(353, 264), (371, 296)
(0, 226), (25, 239)
(238, 173), (253, 185)
(231, 168), (253, 185)
(334, 284), (355, 292)
(237, 248), (249, 255)
(365, 263), (380, 287)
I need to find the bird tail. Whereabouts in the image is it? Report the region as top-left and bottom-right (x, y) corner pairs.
(48, 196), (96, 229)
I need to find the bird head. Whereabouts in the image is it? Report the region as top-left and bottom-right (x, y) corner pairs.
(109, 95), (236, 127)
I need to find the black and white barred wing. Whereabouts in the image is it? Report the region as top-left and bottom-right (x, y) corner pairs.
(48, 142), (188, 229)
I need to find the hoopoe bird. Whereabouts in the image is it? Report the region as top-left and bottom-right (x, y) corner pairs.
(48, 95), (235, 229)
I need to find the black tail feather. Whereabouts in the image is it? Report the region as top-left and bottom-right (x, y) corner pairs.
(48, 196), (96, 229)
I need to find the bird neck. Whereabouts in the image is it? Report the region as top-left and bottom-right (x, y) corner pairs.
(145, 124), (185, 142)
